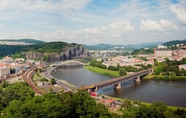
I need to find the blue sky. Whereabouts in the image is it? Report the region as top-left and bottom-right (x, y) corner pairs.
(0, 0), (186, 45)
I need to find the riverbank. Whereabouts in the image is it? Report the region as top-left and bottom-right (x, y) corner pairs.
(103, 95), (186, 110)
(144, 74), (186, 81)
(84, 65), (119, 77)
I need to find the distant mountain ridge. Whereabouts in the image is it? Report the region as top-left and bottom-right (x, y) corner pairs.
(162, 39), (186, 46)
(0, 39), (45, 44)
(82, 41), (164, 50)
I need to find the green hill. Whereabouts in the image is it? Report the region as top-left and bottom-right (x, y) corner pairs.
(0, 41), (77, 58)
(162, 39), (186, 46)
(0, 38), (45, 44)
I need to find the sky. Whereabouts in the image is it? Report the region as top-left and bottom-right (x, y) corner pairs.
(0, 0), (186, 45)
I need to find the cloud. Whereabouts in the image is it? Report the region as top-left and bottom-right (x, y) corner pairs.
(140, 19), (164, 32)
(170, 5), (186, 23)
(0, 0), (91, 13)
(159, 19), (178, 30)
(140, 19), (178, 32)
(50, 21), (134, 44)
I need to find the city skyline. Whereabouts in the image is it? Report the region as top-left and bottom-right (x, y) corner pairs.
(0, 0), (186, 45)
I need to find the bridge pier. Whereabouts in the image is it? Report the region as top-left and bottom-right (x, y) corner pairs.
(114, 83), (121, 89)
(135, 76), (140, 82)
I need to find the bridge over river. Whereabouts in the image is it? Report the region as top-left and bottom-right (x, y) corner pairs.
(79, 69), (153, 92)
(51, 60), (84, 68)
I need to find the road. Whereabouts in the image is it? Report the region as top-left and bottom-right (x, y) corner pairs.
(43, 66), (75, 91)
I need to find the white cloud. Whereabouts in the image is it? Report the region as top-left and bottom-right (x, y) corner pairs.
(140, 19), (178, 32)
(0, 0), (91, 13)
(140, 19), (164, 32)
(49, 21), (134, 44)
(159, 19), (178, 30)
(170, 5), (186, 23)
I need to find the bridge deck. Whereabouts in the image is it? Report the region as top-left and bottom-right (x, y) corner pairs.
(79, 68), (152, 91)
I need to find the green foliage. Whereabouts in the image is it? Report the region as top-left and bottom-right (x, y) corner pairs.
(0, 45), (27, 57)
(42, 55), (48, 61)
(122, 99), (132, 108)
(10, 68), (16, 74)
(3, 90), (120, 118)
(51, 78), (56, 85)
(85, 66), (119, 76)
(118, 68), (127, 76)
(153, 63), (166, 75)
(1, 39), (44, 44)
(0, 82), (34, 109)
(90, 59), (107, 69)
(11, 53), (26, 60)
(0, 82), (186, 118)
(40, 77), (48, 82)
(108, 65), (119, 71)
(132, 48), (154, 55)
(162, 39), (186, 47)
(0, 41), (77, 58)
(153, 58), (186, 77)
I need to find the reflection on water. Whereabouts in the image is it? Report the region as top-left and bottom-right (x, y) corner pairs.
(52, 67), (186, 107)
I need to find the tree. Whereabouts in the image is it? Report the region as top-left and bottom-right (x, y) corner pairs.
(10, 68), (16, 74)
(118, 68), (127, 76)
(51, 78), (56, 85)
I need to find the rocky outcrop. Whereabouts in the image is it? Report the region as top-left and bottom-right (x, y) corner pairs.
(25, 52), (43, 59)
(25, 46), (90, 62)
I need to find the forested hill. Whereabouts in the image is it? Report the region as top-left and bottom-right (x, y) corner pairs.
(0, 41), (78, 58)
(0, 39), (45, 44)
(162, 39), (186, 46)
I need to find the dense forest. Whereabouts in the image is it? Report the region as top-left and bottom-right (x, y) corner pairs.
(0, 82), (185, 118)
(0, 41), (78, 58)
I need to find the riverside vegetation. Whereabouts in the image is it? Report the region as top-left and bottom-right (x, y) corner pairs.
(0, 82), (185, 118)
(145, 58), (186, 81)
(85, 59), (152, 77)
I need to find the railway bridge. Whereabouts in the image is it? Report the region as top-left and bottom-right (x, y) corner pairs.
(79, 68), (153, 92)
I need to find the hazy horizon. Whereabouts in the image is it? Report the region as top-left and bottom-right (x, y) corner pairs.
(0, 0), (186, 45)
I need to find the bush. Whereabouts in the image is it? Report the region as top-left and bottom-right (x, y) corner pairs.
(51, 78), (56, 85)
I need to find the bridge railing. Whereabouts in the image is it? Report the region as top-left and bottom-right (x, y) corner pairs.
(79, 68), (153, 90)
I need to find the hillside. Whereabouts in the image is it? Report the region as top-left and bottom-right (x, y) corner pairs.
(82, 41), (164, 50)
(0, 38), (45, 44)
(0, 41), (90, 61)
(162, 39), (186, 46)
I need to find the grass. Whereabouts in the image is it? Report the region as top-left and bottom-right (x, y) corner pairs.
(84, 66), (119, 77)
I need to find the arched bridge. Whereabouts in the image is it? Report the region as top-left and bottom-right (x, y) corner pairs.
(79, 68), (153, 92)
(51, 60), (84, 67)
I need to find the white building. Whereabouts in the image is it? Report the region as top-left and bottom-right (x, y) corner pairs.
(157, 45), (167, 49)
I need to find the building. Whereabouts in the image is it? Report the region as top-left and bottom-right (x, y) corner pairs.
(157, 45), (167, 49)
(0, 67), (10, 78)
(154, 48), (172, 58)
(179, 64), (186, 70)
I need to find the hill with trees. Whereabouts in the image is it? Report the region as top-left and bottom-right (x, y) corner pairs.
(131, 48), (154, 55)
(0, 39), (45, 44)
(162, 39), (186, 46)
(0, 41), (75, 58)
(0, 41), (90, 61)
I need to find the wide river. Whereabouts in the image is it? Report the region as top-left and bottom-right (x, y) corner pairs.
(52, 67), (186, 107)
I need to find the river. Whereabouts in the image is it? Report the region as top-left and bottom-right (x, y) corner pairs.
(52, 67), (186, 107)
